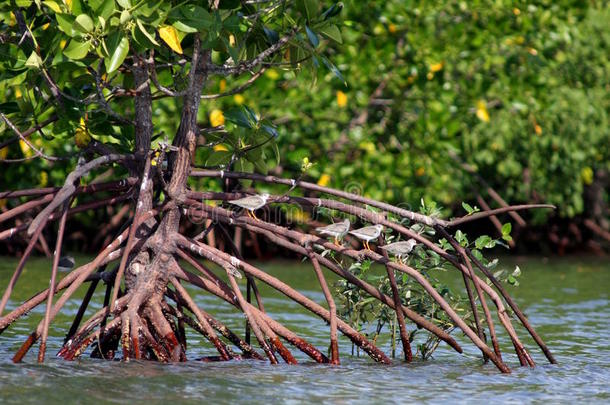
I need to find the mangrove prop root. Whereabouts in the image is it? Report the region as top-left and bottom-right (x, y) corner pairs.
(309, 252), (340, 365)
(378, 233), (413, 362)
(0, 167), (555, 373)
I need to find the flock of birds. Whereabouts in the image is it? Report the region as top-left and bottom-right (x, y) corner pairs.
(228, 193), (418, 263)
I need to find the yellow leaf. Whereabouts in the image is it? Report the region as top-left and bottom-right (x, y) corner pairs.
(0, 146), (8, 159)
(358, 141), (375, 154)
(527, 47), (538, 56)
(39, 171), (48, 187)
(42, 22), (50, 30)
(213, 144), (228, 152)
(15, 88), (22, 98)
(45, 1), (62, 12)
(229, 34), (236, 47)
(476, 100), (490, 122)
(19, 140), (33, 157)
(219, 79), (226, 92)
(209, 109), (225, 127)
(265, 69), (279, 80)
(426, 72), (434, 80)
(513, 8), (521, 15)
(429, 62), (443, 73)
(233, 94), (245, 105)
(75, 127), (91, 148)
(9, 12), (16, 27)
(336, 90), (347, 108)
(291, 208), (310, 223)
(158, 25), (183, 54)
(388, 23), (397, 34)
(534, 124), (542, 135)
(415, 167), (425, 177)
(317, 174), (331, 187)
(581, 167), (594, 185)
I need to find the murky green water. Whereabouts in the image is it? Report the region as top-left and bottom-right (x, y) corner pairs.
(0, 255), (608, 404)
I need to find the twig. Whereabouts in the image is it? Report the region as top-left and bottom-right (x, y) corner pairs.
(28, 154), (136, 235)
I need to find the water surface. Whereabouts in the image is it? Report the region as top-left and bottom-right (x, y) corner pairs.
(0, 256), (608, 404)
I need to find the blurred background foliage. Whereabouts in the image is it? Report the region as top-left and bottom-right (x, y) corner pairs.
(1, 0), (608, 252)
(237, 0), (609, 221)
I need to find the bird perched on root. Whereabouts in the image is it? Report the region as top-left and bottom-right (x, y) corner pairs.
(349, 224), (384, 250)
(227, 193), (270, 221)
(380, 239), (418, 264)
(316, 218), (351, 245)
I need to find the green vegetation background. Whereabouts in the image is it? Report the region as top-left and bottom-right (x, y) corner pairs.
(1, 1), (608, 228)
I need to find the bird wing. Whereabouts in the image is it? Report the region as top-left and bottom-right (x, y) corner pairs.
(228, 196), (262, 209)
(349, 225), (379, 237)
(317, 222), (346, 234)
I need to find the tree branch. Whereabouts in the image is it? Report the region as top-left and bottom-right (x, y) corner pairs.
(27, 154), (136, 235)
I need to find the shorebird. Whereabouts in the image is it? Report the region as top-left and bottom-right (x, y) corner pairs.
(380, 239), (417, 264)
(316, 218), (350, 245)
(349, 224), (383, 250)
(228, 193), (270, 220)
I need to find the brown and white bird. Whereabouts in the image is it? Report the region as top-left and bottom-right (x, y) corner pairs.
(380, 239), (417, 264)
(349, 224), (384, 250)
(228, 193), (270, 220)
(316, 218), (351, 245)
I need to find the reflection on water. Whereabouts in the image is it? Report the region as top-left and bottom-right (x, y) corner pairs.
(0, 256), (608, 404)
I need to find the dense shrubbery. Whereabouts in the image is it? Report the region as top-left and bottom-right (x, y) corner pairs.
(232, 1), (609, 222)
(1, 1), (608, 234)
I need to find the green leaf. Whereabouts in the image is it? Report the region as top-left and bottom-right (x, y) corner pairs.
(168, 5), (213, 32)
(95, 0), (115, 20)
(25, 51), (43, 69)
(454, 230), (467, 245)
(261, 123), (278, 138)
(136, 20), (159, 46)
(225, 107), (256, 128)
(74, 14), (94, 33)
(71, 0), (84, 14)
(56, 14), (77, 37)
(462, 201), (474, 214)
(173, 21), (198, 34)
(299, 0), (318, 21)
(321, 2), (343, 20)
(320, 56), (346, 85)
(501, 222), (512, 235)
(206, 150), (232, 167)
(305, 25), (319, 48)
(105, 36), (129, 73)
(63, 40), (90, 59)
(263, 26), (279, 44)
(474, 235), (496, 249)
(271, 141), (280, 165)
(117, 0), (131, 9)
(220, 36), (239, 64)
(318, 24), (342, 43)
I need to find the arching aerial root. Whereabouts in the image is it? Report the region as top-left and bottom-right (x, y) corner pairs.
(0, 169), (556, 373)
